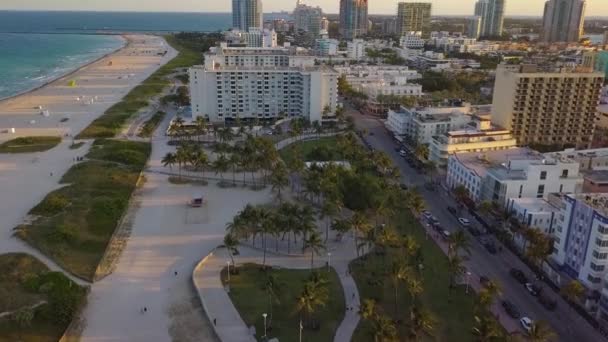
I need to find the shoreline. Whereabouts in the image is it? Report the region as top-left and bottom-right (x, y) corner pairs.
(0, 34), (128, 103)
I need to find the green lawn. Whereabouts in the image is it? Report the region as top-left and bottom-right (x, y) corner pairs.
(351, 211), (476, 342)
(223, 263), (345, 342)
(138, 111), (166, 138)
(279, 136), (341, 165)
(15, 139), (150, 281)
(0, 136), (61, 153)
(0, 253), (87, 342)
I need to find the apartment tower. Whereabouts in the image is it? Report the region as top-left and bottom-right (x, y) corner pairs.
(339, 0), (368, 40)
(396, 2), (432, 37)
(232, 0), (263, 32)
(474, 0), (505, 38)
(492, 64), (604, 149)
(542, 0), (586, 43)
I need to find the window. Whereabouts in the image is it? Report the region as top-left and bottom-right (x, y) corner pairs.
(591, 263), (606, 272)
(562, 170), (569, 178)
(537, 185), (545, 198)
(559, 184), (563, 192)
(596, 238), (608, 247)
(593, 250), (608, 259)
(540, 171), (547, 180)
(588, 274), (602, 284)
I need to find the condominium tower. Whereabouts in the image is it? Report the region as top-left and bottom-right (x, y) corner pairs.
(293, 1), (324, 37)
(339, 0), (368, 39)
(397, 2), (432, 37)
(542, 0), (586, 43)
(474, 0), (505, 37)
(189, 45), (338, 124)
(232, 0), (263, 32)
(492, 64), (604, 149)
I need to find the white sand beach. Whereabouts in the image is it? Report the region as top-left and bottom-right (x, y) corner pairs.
(0, 34), (176, 142)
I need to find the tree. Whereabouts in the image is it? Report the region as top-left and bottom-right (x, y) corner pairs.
(389, 261), (412, 315)
(223, 233), (239, 267)
(320, 199), (339, 242)
(453, 185), (470, 204)
(270, 162), (289, 202)
(373, 314), (399, 342)
(528, 321), (556, 342)
(472, 315), (502, 342)
(175, 145), (192, 179)
(13, 307), (34, 329)
(414, 144), (429, 161)
(265, 272), (281, 326)
(447, 254), (466, 290)
(331, 218), (351, 242)
(409, 305), (435, 341)
(161, 152), (176, 170)
(295, 275), (329, 329)
(359, 298), (379, 321)
(213, 154), (230, 182)
(351, 211), (372, 257)
(303, 231), (326, 270)
(448, 230), (471, 258)
(477, 279), (501, 312)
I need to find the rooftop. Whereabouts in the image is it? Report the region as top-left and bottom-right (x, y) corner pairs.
(452, 147), (538, 179)
(569, 193), (608, 218)
(511, 198), (560, 214)
(584, 170), (608, 184)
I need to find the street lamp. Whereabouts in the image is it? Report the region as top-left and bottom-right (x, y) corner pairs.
(262, 313), (268, 338)
(227, 261), (231, 282)
(465, 271), (472, 294)
(327, 252), (332, 272)
(299, 319), (303, 342)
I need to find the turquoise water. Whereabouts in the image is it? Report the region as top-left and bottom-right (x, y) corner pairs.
(0, 33), (124, 99)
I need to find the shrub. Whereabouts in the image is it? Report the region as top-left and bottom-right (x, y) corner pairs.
(31, 193), (70, 216)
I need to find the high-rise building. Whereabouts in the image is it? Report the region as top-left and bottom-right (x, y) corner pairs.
(232, 0), (263, 32)
(474, 0), (505, 38)
(189, 44), (338, 124)
(293, 1), (324, 37)
(396, 2), (432, 37)
(339, 0), (368, 40)
(542, 0), (586, 43)
(466, 16), (482, 39)
(492, 64), (604, 149)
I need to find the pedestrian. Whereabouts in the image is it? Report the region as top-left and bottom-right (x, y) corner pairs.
(213, 318), (217, 326)
(50, 172), (53, 177)
(174, 271), (178, 276)
(143, 307), (147, 313)
(352, 293), (355, 300)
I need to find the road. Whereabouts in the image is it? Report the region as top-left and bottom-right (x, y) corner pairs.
(349, 107), (605, 342)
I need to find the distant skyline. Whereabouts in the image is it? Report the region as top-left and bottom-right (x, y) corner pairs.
(0, 0), (607, 16)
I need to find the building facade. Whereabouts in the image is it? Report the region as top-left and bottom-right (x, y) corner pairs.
(466, 16), (482, 39)
(492, 64), (604, 149)
(400, 31), (426, 49)
(542, 0), (586, 43)
(397, 2), (432, 37)
(347, 39), (366, 59)
(232, 0), (263, 32)
(474, 0), (505, 38)
(339, 0), (368, 39)
(225, 28), (277, 48)
(293, 1), (324, 37)
(189, 45), (338, 124)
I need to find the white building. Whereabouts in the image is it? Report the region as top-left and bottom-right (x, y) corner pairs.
(447, 147), (583, 206)
(508, 197), (560, 235)
(189, 44), (338, 124)
(552, 193), (608, 291)
(400, 31), (426, 49)
(546, 148), (608, 172)
(431, 117), (518, 166)
(408, 51), (452, 70)
(224, 28), (277, 48)
(347, 39), (366, 60)
(386, 102), (474, 144)
(334, 65), (421, 87)
(315, 35), (339, 56)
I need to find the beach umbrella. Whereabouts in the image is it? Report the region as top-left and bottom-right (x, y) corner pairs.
(68, 80), (77, 87)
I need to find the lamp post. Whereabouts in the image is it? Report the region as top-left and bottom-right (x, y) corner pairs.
(299, 319), (303, 342)
(465, 271), (472, 294)
(227, 261), (231, 282)
(262, 313), (268, 338)
(327, 252), (331, 272)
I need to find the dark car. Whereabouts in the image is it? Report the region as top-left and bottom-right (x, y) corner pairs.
(400, 183), (408, 190)
(447, 206), (458, 216)
(538, 294), (557, 311)
(479, 275), (490, 286)
(483, 242), (497, 254)
(502, 300), (521, 319)
(510, 268), (528, 284)
(468, 226), (482, 237)
(525, 282), (542, 297)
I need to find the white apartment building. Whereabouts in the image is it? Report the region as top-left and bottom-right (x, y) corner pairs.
(334, 65), (421, 87)
(431, 117), (517, 166)
(356, 82), (422, 99)
(508, 197), (560, 235)
(408, 51), (452, 70)
(386, 102), (474, 144)
(315, 36), (339, 56)
(447, 147), (583, 206)
(400, 31), (425, 49)
(224, 28), (278, 48)
(189, 44), (338, 123)
(546, 148), (608, 171)
(347, 39), (366, 60)
(551, 193), (608, 291)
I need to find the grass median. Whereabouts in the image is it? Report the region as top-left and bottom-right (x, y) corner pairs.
(351, 211), (476, 342)
(0, 253), (87, 342)
(0, 136), (61, 153)
(222, 263), (345, 342)
(279, 136), (340, 165)
(138, 111), (166, 138)
(15, 139), (150, 281)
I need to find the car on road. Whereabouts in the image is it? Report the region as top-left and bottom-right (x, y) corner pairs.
(468, 226), (482, 237)
(447, 206), (458, 216)
(538, 294), (557, 311)
(510, 268), (528, 284)
(483, 242), (498, 254)
(501, 300), (521, 319)
(422, 211), (433, 220)
(441, 230), (451, 240)
(525, 282), (541, 297)
(458, 218), (471, 227)
(520, 317), (533, 333)
(399, 150), (407, 157)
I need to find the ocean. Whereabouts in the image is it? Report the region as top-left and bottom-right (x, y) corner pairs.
(0, 10), (239, 99)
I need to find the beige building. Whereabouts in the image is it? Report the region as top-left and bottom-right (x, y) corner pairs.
(492, 64), (604, 149)
(397, 2), (432, 37)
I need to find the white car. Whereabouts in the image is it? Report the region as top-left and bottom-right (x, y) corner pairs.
(520, 317), (533, 333)
(422, 211), (433, 220)
(458, 218), (471, 227)
(399, 150), (407, 157)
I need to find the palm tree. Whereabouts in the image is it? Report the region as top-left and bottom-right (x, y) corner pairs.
(331, 218), (351, 242)
(389, 261), (412, 315)
(161, 152), (176, 170)
(406, 277), (424, 301)
(270, 162), (289, 202)
(472, 315), (502, 342)
(175, 145), (191, 179)
(278, 202), (298, 254)
(296, 205), (316, 248)
(478, 279), (501, 312)
(351, 211), (372, 257)
(406, 190), (425, 217)
(192, 148), (208, 178)
(303, 231), (325, 270)
(448, 230), (471, 258)
(447, 254), (466, 290)
(223, 233), (239, 268)
(528, 321), (556, 342)
(372, 315), (399, 342)
(561, 279), (585, 335)
(194, 116), (207, 143)
(213, 154), (230, 182)
(409, 305), (435, 341)
(228, 148), (241, 186)
(359, 298), (379, 321)
(320, 199), (339, 242)
(295, 276), (329, 329)
(265, 272), (281, 326)
(453, 185), (470, 204)
(256, 207), (273, 268)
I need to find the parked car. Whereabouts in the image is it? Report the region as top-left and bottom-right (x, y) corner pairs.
(520, 317), (533, 333)
(510, 268), (528, 284)
(399, 150), (407, 157)
(447, 206), (458, 216)
(538, 294), (557, 311)
(483, 242), (498, 254)
(525, 282), (541, 297)
(458, 218), (471, 227)
(468, 226), (482, 237)
(502, 300), (521, 319)
(422, 211), (433, 220)
(441, 230), (451, 240)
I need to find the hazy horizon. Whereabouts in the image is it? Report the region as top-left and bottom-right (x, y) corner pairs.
(1, 0), (606, 17)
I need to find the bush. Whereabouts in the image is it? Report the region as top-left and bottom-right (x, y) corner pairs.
(31, 194), (70, 216)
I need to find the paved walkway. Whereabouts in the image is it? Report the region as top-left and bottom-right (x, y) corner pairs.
(193, 235), (361, 342)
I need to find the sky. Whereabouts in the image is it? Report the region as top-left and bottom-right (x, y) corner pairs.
(0, 0), (607, 16)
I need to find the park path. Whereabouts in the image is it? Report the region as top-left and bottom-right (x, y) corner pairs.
(193, 231), (361, 342)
